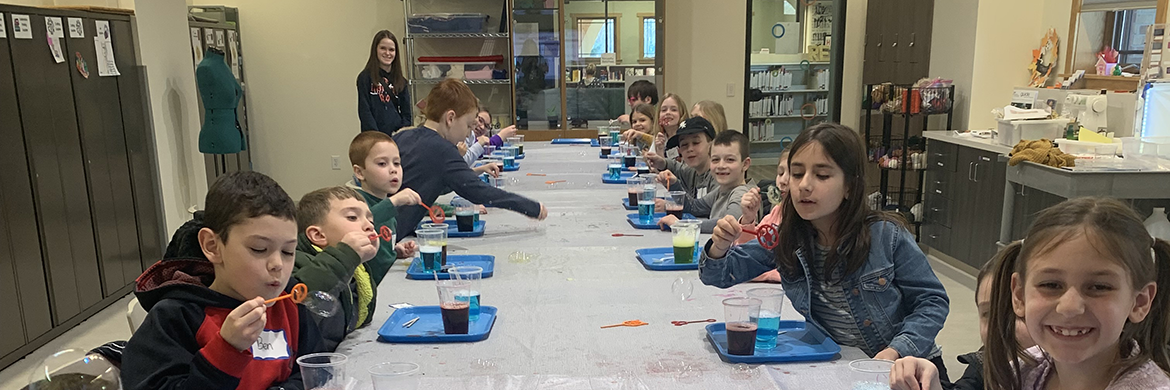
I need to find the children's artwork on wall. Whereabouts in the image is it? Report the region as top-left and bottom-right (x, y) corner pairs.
(1029, 29), (1060, 88)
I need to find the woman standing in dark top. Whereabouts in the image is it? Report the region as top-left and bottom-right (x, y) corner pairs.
(357, 30), (412, 136)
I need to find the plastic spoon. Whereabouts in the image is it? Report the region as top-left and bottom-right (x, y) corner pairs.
(611, 233), (644, 237)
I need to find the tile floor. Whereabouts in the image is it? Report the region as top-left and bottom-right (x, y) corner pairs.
(0, 257), (981, 390)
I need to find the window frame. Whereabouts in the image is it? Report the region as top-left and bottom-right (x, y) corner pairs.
(571, 14), (621, 62)
(638, 13), (656, 64)
(1110, 8), (1156, 67)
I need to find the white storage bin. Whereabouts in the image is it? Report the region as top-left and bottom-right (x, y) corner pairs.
(1055, 139), (1119, 156)
(997, 118), (1070, 146)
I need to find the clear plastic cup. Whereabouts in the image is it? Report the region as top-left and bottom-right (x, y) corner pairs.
(369, 362), (419, 390)
(666, 190), (686, 219)
(490, 175), (506, 189)
(448, 265), (483, 321)
(626, 177), (646, 208)
(416, 228), (446, 273)
(453, 199), (477, 232)
(296, 353), (348, 390)
(849, 359), (894, 390)
(671, 220), (700, 264)
(436, 278), (472, 334)
(608, 156), (624, 179)
(722, 298), (761, 356)
(746, 287), (785, 350)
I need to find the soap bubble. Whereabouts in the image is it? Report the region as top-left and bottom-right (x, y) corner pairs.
(26, 349), (120, 390)
(303, 290), (340, 318)
(671, 277), (693, 301)
(730, 363), (756, 380)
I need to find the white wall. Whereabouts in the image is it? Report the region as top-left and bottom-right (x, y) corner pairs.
(189, 0), (402, 200)
(663, 0), (746, 129)
(840, 0), (866, 130)
(135, 0), (209, 233)
(929, 0), (980, 130)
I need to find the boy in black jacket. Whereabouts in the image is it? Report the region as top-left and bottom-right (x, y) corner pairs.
(122, 171), (325, 390)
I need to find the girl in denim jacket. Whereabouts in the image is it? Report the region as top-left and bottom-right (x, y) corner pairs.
(700, 123), (951, 379)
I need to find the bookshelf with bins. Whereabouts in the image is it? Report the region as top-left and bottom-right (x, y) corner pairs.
(746, 61), (832, 147)
(863, 83), (954, 239)
(402, 0), (515, 128)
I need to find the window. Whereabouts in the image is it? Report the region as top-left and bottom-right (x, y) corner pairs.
(576, 17), (616, 58)
(1111, 8), (1157, 66)
(642, 17), (656, 59)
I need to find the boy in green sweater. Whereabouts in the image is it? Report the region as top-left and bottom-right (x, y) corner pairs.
(292, 186), (380, 351)
(348, 131), (420, 284)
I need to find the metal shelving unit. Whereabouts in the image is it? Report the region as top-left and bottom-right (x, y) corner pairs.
(863, 83), (955, 238)
(402, 0), (516, 127)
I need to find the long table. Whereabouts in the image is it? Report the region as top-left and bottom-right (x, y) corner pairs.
(338, 142), (867, 389)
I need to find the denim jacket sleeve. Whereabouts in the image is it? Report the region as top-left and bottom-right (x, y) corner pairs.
(698, 239), (776, 288)
(877, 222), (950, 358)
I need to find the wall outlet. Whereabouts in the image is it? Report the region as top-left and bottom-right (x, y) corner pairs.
(331, 155), (341, 170)
(726, 83), (736, 97)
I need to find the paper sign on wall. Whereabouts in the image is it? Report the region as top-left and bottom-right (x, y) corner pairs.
(191, 28), (203, 66)
(214, 30), (224, 47)
(45, 17), (63, 38)
(600, 52), (616, 66)
(67, 17), (84, 38)
(0, 14), (7, 39)
(12, 14), (32, 39)
(204, 28), (214, 48)
(227, 30), (240, 80)
(1011, 89), (1040, 109)
(94, 20), (119, 76)
(47, 32), (65, 63)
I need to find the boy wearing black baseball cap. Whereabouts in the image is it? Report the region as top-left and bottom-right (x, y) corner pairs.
(646, 116), (719, 200)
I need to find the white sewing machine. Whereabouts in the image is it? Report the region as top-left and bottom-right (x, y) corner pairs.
(1065, 93), (1109, 133)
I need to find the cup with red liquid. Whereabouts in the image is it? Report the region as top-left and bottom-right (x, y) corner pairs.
(436, 277), (473, 334)
(626, 177), (646, 208)
(666, 190), (686, 219)
(723, 297), (762, 356)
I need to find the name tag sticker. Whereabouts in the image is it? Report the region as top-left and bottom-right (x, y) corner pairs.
(251, 329), (290, 360)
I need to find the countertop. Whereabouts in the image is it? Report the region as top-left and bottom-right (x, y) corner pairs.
(923, 131), (1015, 155)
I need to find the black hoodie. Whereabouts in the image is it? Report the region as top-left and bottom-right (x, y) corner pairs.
(122, 213), (325, 390)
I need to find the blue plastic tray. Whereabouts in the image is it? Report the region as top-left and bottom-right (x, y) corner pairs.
(405, 254), (495, 280)
(516, 153), (526, 160)
(551, 138), (593, 144)
(377, 305), (498, 343)
(602, 171), (637, 184)
(591, 139), (600, 147)
(626, 212), (695, 229)
(634, 247), (699, 270)
(502, 163), (520, 172)
(418, 220), (486, 238)
(705, 321), (841, 363)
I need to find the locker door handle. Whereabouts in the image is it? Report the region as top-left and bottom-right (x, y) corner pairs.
(877, 34), (883, 48)
(891, 34), (898, 48)
(968, 162), (974, 181)
(972, 163), (980, 183)
(934, 189), (942, 194)
(909, 33), (916, 48)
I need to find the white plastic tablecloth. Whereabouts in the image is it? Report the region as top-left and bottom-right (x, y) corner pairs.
(337, 142), (868, 389)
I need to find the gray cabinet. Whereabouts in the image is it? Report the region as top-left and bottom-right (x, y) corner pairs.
(0, 5), (163, 370)
(922, 140), (1007, 270)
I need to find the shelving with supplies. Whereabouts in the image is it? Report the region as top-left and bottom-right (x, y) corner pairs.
(863, 83), (955, 240)
(402, 0), (516, 126)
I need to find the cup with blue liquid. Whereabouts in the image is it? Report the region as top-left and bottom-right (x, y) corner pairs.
(503, 149), (518, 169)
(608, 156), (623, 180)
(746, 287), (785, 351)
(637, 182), (657, 224)
(448, 265), (483, 321)
(609, 128), (620, 147)
(417, 225), (447, 272)
(453, 199), (477, 232)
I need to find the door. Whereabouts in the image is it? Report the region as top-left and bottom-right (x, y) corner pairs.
(69, 17), (143, 296)
(862, 0), (934, 84)
(968, 152), (1005, 268)
(9, 12), (103, 323)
